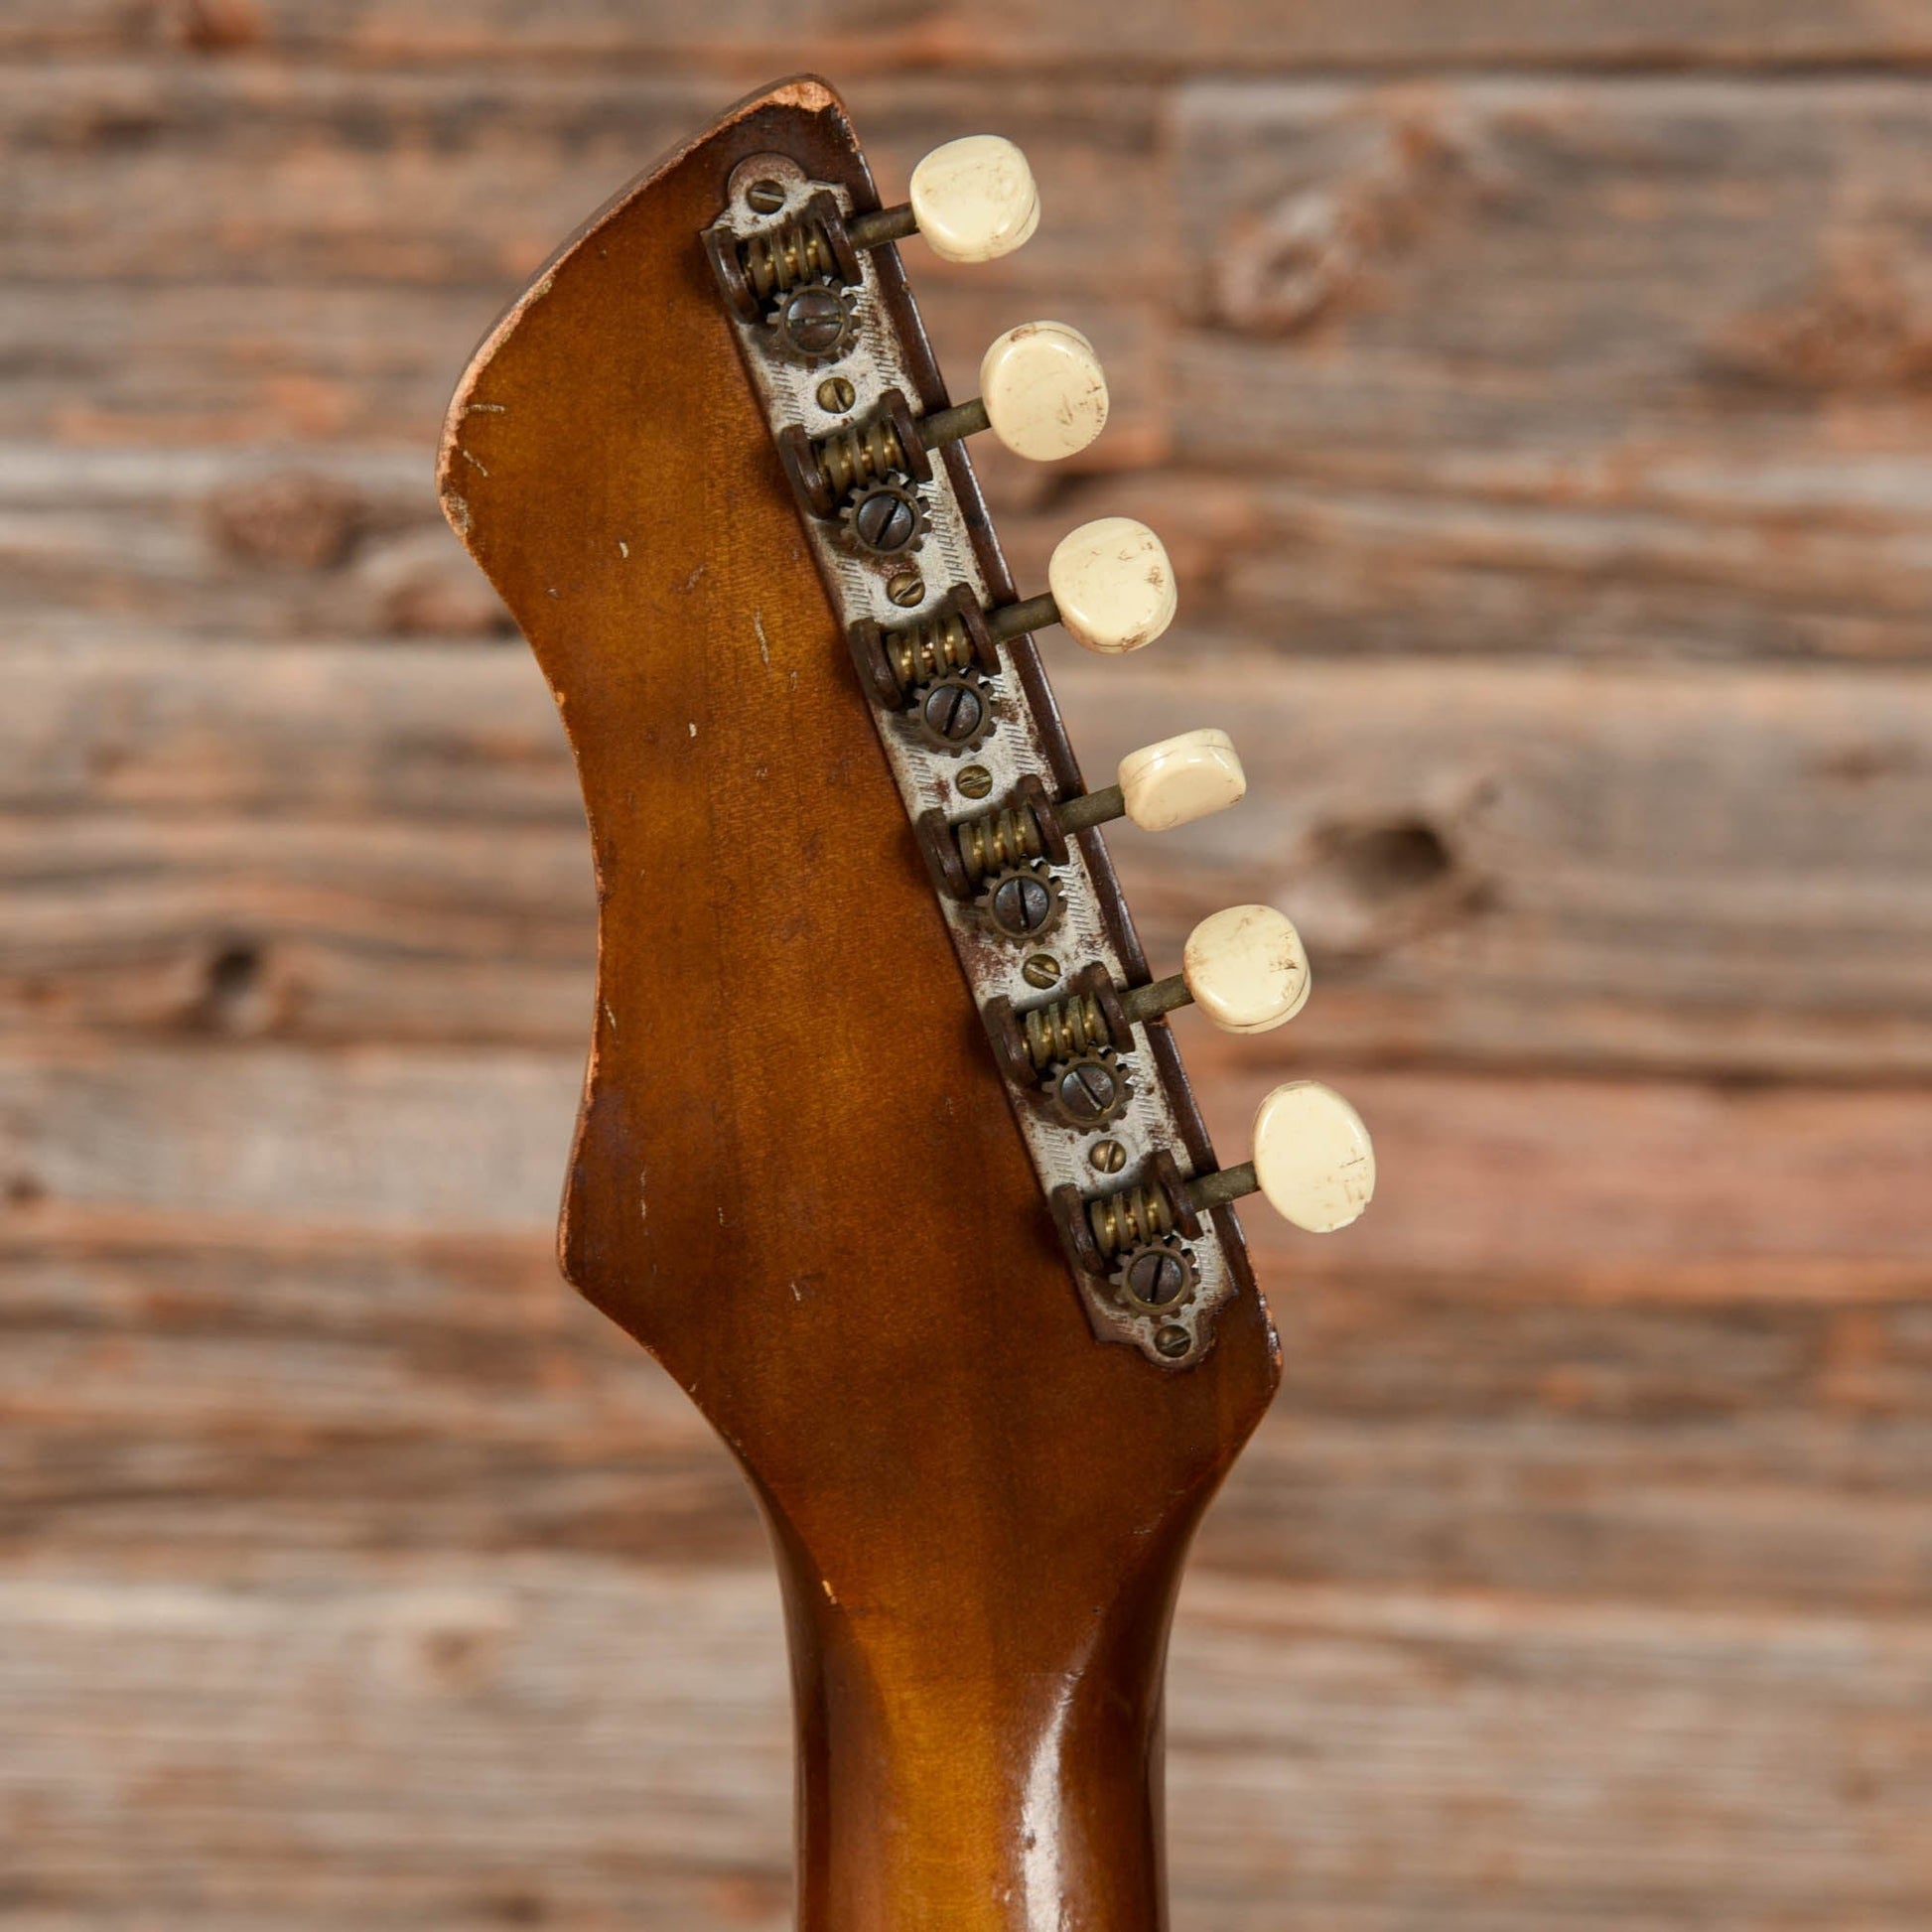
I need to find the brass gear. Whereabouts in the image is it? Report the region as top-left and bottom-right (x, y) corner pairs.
(1042, 1048), (1133, 1131)
(765, 276), (860, 363)
(909, 670), (995, 756)
(977, 861), (1066, 944)
(1112, 1236), (1198, 1316)
(839, 472), (931, 559)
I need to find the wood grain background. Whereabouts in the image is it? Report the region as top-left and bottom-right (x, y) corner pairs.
(6, 5), (1932, 1927)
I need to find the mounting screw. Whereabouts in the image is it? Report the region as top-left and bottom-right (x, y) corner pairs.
(957, 764), (994, 800)
(1022, 952), (1060, 989)
(1154, 1323), (1191, 1360)
(887, 569), (925, 608)
(1124, 1247), (1189, 1309)
(817, 374), (856, 414)
(1089, 1138), (1127, 1173)
(747, 179), (786, 214)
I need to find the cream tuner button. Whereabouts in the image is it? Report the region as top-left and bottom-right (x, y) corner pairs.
(1250, 1081), (1376, 1233)
(1180, 904), (1310, 1034)
(978, 322), (1109, 462)
(1117, 727), (1243, 829)
(1045, 517), (1174, 655)
(907, 135), (1040, 264)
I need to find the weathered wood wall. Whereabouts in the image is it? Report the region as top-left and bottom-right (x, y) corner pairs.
(6, 5), (1932, 1927)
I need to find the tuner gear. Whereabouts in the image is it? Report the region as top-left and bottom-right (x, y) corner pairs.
(840, 473), (930, 558)
(978, 861), (1065, 943)
(766, 276), (860, 363)
(1044, 1048), (1133, 1132)
(1112, 1236), (1198, 1316)
(910, 671), (995, 755)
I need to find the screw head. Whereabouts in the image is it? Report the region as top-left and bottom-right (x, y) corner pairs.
(957, 764), (994, 800)
(1055, 1058), (1123, 1127)
(1154, 1323), (1192, 1360)
(1123, 1246), (1189, 1310)
(780, 284), (851, 358)
(887, 569), (925, 608)
(852, 486), (921, 555)
(988, 869), (1053, 936)
(1022, 951), (1060, 989)
(920, 678), (985, 746)
(747, 179), (787, 214)
(816, 374), (856, 414)
(1089, 1138), (1127, 1174)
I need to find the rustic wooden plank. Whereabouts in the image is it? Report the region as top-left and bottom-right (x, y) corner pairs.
(0, 816), (593, 1042)
(17, 447), (1932, 661)
(0, 279), (1162, 465)
(4, 0), (1926, 68)
(0, 445), (510, 642)
(2, 1560), (1927, 1929)
(3, 1044), (1925, 1262)
(0, 284), (489, 446)
(1, 642), (576, 821)
(1059, 652), (1932, 1078)
(11, 644), (1932, 1076)
(7, 1215), (1930, 1610)
(1008, 468), (1932, 665)
(0, 65), (1163, 294)
(1173, 78), (1932, 522)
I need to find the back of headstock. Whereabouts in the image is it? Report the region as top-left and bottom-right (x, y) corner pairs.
(439, 74), (1372, 1932)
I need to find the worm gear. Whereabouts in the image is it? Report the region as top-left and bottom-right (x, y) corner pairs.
(977, 860), (1065, 944)
(910, 670), (996, 756)
(1111, 1235), (1198, 1316)
(1042, 1047), (1133, 1131)
(765, 276), (860, 363)
(839, 472), (930, 560)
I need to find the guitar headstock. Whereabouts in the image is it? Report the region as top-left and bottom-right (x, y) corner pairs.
(438, 73), (1373, 1924)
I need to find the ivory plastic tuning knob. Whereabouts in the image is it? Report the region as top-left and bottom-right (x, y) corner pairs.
(916, 728), (1245, 900)
(1042, 517), (1174, 655)
(864, 134), (1041, 264)
(1115, 726), (1242, 827)
(1202, 1080), (1377, 1234)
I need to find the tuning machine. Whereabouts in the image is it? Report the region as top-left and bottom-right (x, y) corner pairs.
(851, 516), (1177, 734)
(1053, 1080), (1375, 1287)
(709, 136), (1038, 362)
(986, 906), (1311, 1128)
(915, 727), (1244, 937)
(781, 322), (1108, 557)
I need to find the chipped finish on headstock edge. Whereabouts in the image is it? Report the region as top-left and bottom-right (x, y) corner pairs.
(438, 74), (1280, 1932)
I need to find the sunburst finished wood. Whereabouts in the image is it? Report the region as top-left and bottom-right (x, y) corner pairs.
(437, 75), (1280, 1932)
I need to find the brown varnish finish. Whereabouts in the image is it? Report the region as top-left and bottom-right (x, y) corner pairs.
(437, 75), (1280, 1932)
